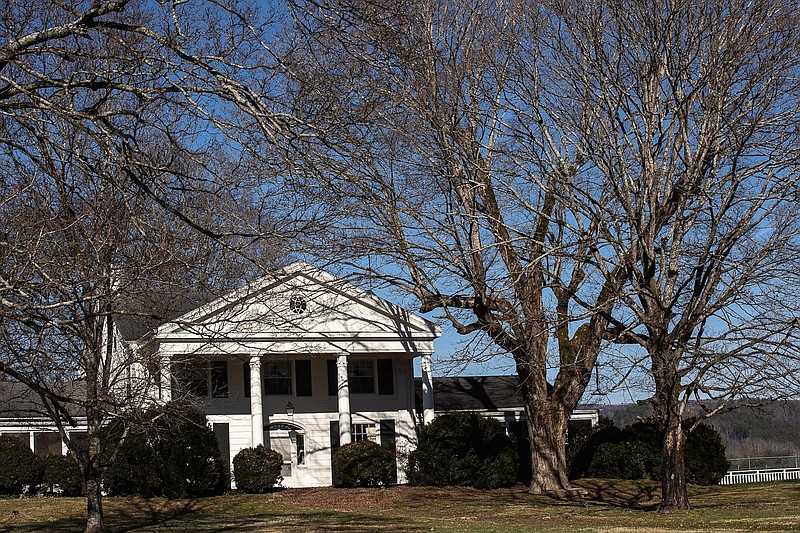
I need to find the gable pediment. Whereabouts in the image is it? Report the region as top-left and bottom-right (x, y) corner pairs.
(150, 263), (439, 353)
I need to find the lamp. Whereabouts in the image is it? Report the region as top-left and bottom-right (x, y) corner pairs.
(285, 401), (295, 417)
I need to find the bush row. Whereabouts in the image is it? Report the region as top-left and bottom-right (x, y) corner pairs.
(568, 418), (730, 485)
(0, 410), (730, 496)
(0, 436), (82, 496)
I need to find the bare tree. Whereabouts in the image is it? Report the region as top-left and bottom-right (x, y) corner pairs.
(0, 2), (287, 531)
(271, 0), (631, 495)
(553, 0), (800, 510)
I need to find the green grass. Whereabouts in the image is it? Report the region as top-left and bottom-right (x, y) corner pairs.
(2, 480), (800, 532)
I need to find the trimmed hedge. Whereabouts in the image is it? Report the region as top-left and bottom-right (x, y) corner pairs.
(103, 401), (226, 498)
(685, 423), (731, 485)
(0, 436), (43, 495)
(568, 419), (730, 485)
(407, 412), (518, 488)
(332, 441), (395, 487)
(232, 445), (283, 493)
(41, 454), (83, 496)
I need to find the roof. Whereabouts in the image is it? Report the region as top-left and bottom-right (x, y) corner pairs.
(414, 375), (527, 412)
(0, 381), (85, 419)
(114, 290), (216, 341)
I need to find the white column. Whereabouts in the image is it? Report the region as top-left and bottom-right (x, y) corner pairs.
(250, 355), (265, 447)
(421, 353), (435, 425)
(161, 355), (172, 402)
(336, 352), (352, 445)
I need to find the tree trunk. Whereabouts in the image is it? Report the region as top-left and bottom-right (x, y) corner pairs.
(83, 426), (105, 533)
(525, 399), (574, 495)
(660, 411), (690, 511)
(85, 474), (104, 533)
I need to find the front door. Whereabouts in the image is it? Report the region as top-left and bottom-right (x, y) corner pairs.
(265, 422), (305, 484)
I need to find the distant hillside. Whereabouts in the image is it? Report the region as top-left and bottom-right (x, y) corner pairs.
(599, 401), (800, 459)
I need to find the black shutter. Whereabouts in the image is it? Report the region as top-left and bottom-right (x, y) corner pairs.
(213, 423), (231, 489)
(327, 359), (337, 396)
(243, 360), (250, 398)
(377, 359), (394, 395)
(379, 419), (397, 483)
(330, 421), (340, 486)
(295, 360), (312, 396)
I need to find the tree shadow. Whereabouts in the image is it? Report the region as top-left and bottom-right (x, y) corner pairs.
(5, 498), (206, 533)
(578, 479), (660, 510)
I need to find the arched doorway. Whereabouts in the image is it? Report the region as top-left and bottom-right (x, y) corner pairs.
(264, 421), (305, 481)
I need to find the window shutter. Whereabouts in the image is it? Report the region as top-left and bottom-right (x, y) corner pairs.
(379, 419), (397, 483)
(213, 423), (231, 489)
(243, 361), (250, 398)
(327, 359), (337, 396)
(330, 421), (340, 486)
(377, 359), (394, 395)
(295, 360), (312, 396)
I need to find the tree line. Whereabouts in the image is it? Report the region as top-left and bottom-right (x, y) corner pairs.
(1, 1), (799, 530)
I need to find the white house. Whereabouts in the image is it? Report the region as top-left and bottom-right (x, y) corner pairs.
(120, 261), (440, 488)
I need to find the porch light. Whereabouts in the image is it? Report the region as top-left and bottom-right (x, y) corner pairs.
(286, 401), (295, 417)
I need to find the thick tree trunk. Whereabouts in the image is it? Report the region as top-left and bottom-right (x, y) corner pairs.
(85, 475), (104, 533)
(525, 399), (576, 495)
(660, 413), (690, 511)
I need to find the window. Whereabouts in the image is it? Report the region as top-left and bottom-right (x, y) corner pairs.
(174, 361), (209, 397)
(34, 432), (62, 457)
(352, 423), (376, 443)
(289, 293), (307, 314)
(173, 361), (228, 398)
(210, 361), (229, 398)
(348, 360), (375, 394)
(295, 432), (305, 465)
(265, 361), (292, 395)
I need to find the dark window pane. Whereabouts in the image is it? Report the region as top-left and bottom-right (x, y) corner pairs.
(295, 360), (312, 396)
(265, 361), (292, 395)
(377, 359), (394, 395)
(211, 361), (229, 398)
(174, 362), (208, 397)
(34, 432), (62, 457)
(348, 360), (374, 394)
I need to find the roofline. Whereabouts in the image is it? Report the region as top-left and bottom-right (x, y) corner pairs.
(148, 261), (441, 341)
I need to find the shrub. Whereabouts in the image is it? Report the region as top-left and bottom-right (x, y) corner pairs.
(586, 441), (656, 480)
(407, 412), (518, 489)
(103, 426), (161, 497)
(232, 445), (283, 493)
(0, 436), (43, 495)
(568, 419), (729, 485)
(332, 441), (395, 487)
(41, 454), (83, 496)
(104, 401), (226, 498)
(686, 423), (730, 485)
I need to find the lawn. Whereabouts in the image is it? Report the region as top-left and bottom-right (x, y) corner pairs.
(2, 479), (800, 532)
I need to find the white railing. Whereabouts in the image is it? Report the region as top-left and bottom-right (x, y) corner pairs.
(720, 467), (800, 485)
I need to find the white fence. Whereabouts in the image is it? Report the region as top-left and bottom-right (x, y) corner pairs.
(720, 467), (800, 485)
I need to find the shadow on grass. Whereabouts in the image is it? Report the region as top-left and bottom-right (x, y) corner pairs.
(578, 479), (660, 511)
(4, 498), (206, 533)
(3, 498), (430, 533)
